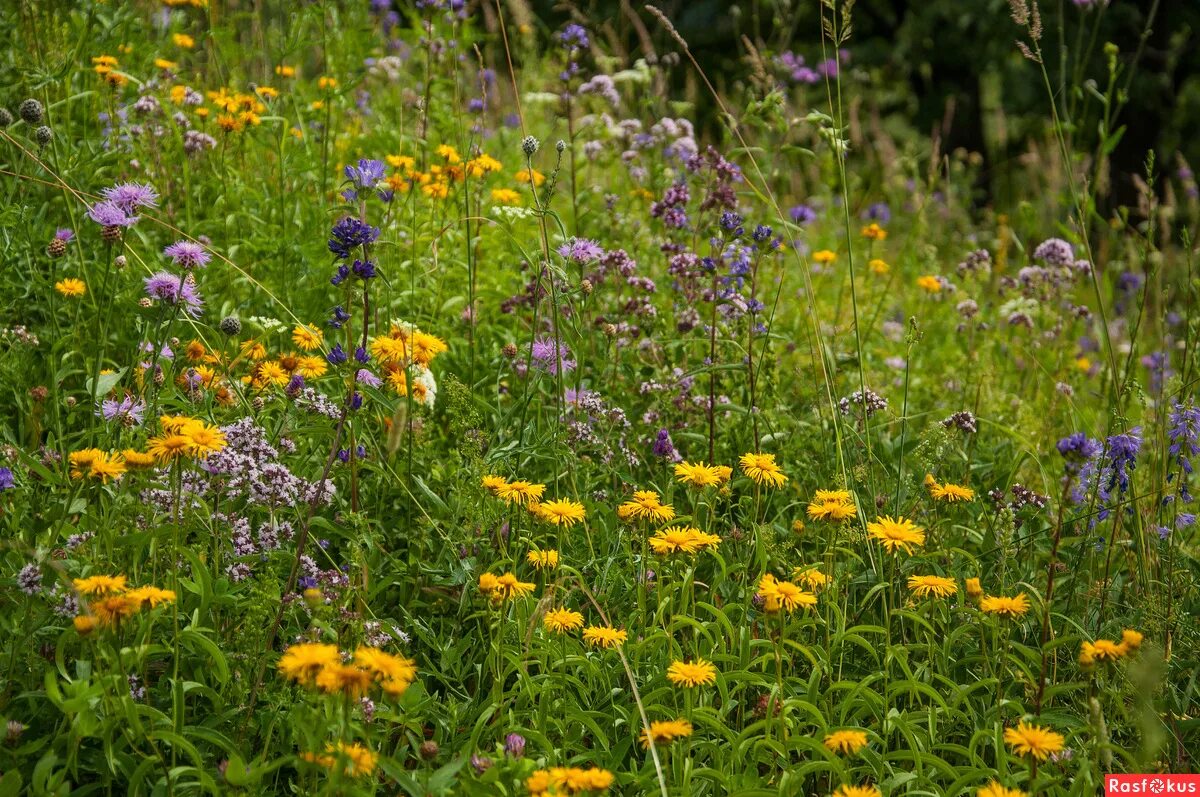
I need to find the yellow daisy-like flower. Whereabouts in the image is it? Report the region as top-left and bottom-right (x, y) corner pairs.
(295, 355), (328, 378)
(1080, 638), (1127, 667)
(409, 331), (449, 366)
(582, 626), (628, 649)
(147, 433), (192, 463)
(317, 76), (338, 90)
(757, 573), (817, 613)
(792, 567), (831, 590)
(815, 489), (853, 503)
(618, 490), (676, 523)
(301, 742), (377, 778)
(481, 572), (536, 601)
(124, 586), (176, 608)
(353, 647), (418, 696)
(526, 549), (560, 570)
(121, 449), (158, 469)
(292, 324), (323, 351)
(1121, 629), (1143, 650)
(641, 719), (693, 748)
(673, 460), (725, 488)
(172, 33), (194, 48)
(181, 420), (226, 458)
(907, 575), (958, 599)
(239, 339), (267, 361)
(812, 249), (837, 264)
(807, 499), (857, 522)
(515, 167), (546, 187)
(535, 498), (586, 527)
(861, 223), (887, 240)
(917, 275), (942, 293)
(543, 608), (584, 634)
(87, 452), (126, 483)
(73, 575), (128, 596)
(73, 615), (98, 635)
(154, 58), (178, 70)
(315, 663), (374, 697)
(739, 452), (787, 487)
(526, 767), (614, 796)
(91, 594), (140, 626)
(481, 474), (508, 493)
(868, 258), (890, 275)
(1003, 721), (1065, 760)
(930, 482), (975, 502)
(823, 729), (869, 755)
(649, 526), (720, 555)
(666, 658), (717, 688)
(866, 515), (925, 555)
(277, 643), (342, 685)
(834, 786), (882, 797)
(491, 187), (522, 205)
(275, 64), (296, 77)
(965, 577), (983, 600)
(68, 448), (102, 479)
(980, 593), (1031, 619)
(55, 278), (86, 297)
(978, 782), (1028, 797)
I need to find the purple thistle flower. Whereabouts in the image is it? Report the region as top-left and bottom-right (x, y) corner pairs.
(556, 237), (605, 263)
(87, 200), (138, 228)
(143, 271), (204, 316)
(356, 368), (382, 388)
(101, 182), (159, 213)
(54, 228), (75, 242)
(1032, 237), (1074, 267)
(530, 337), (576, 375)
(97, 395), (147, 427)
(504, 734), (526, 758)
(163, 240), (211, 270)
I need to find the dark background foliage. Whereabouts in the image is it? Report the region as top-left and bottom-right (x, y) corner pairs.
(533, 0), (1198, 205)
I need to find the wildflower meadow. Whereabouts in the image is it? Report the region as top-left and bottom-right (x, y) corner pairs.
(1, 0), (1198, 794)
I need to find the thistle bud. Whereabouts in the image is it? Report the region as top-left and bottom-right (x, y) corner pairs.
(18, 98), (43, 125)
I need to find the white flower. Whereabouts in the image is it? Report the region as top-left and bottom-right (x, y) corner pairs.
(413, 367), (437, 408)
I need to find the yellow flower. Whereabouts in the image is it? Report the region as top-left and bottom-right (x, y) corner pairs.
(87, 452), (126, 483)
(317, 76), (338, 89)
(154, 58), (178, 69)
(792, 567), (831, 590)
(917, 275), (942, 293)
(275, 64), (296, 77)
(124, 586), (176, 608)
(861, 223), (887, 240)
(641, 719), (693, 748)
(73, 615), (98, 635)
(1080, 638), (1127, 665)
(866, 515), (925, 555)
(73, 575), (128, 596)
(92, 594), (140, 626)
(667, 658), (717, 688)
(1121, 629), (1143, 650)
(823, 729), (869, 755)
(466, 153), (502, 176)
(834, 786), (882, 797)
(121, 450), (158, 469)
(739, 452), (788, 487)
(409, 331), (448, 366)
(172, 33), (195, 48)
(301, 742), (377, 778)
(582, 626), (628, 649)
(757, 573), (816, 613)
(277, 643), (342, 685)
(907, 575), (958, 599)
(965, 577), (983, 600)
(1003, 721), (1065, 760)
(649, 526), (720, 555)
(673, 460), (726, 488)
(147, 434), (192, 462)
(181, 420), (226, 458)
(435, 144), (461, 163)
(480, 572), (535, 601)
(481, 474), (508, 494)
(527, 549), (560, 570)
(422, 181), (450, 199)
(515, 167), (546, 187)
(535, 498), (586, 527)
(930, 482), (975, 502)
(491, 188), (522, 205)
(295, 355), (328, 377)
(618, 490), (675, 523)
(526, 767), (614, 795)
(812, 249), (837, 264)
(239, 339), (267, 361)
(55, 278), (86, 297)
(978, 782), (1028, 797)
(543, 608), (585, 634)
(868, 258), (890, 275)
(292, 323), (323, 351)
(353, 647), (418, 696)
(807, 498), (857, 522)
(387, 154), (415, 169)
(980, 593), (1031, 619)
(315, 663), (374, 697)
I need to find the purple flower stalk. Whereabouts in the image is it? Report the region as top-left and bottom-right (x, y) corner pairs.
(344, 158), (386, 190)
(328, 216), (380, 259)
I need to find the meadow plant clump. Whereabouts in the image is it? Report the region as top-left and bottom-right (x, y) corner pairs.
(0, 0), (1198, 795)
